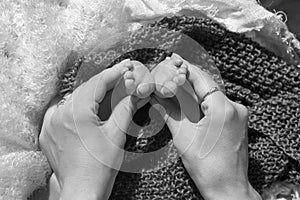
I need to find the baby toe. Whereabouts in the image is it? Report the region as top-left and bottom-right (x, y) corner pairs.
(123, 71), (136, 91)
(136, 72), (155, 98)
(173, 73), (186, 86)
(173, 59), (183, 68)
(174, 66), (187, 85)
(124, 70), (134, 79)
(121, 61), (133, 73)
(125, 79), (136, 90)
(161, 81), (177, 98)
(177, 66), (187, 74)
(137, 83), (153, 98)
(121, 67), (129, 75)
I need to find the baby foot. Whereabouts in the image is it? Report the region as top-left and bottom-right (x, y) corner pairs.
(151, 55), (187, 98)
(122, 60), (155, 99)
(98, 59), (154, 120)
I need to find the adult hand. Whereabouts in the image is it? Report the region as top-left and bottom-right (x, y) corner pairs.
(152, 54), (261, 200)
(39, 60), (151, 200)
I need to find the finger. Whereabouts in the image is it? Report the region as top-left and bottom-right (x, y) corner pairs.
(90, 59), (131, 101)
(106, 95), (150, 136)
(72, 59), (131, 116)
(196, 97), (234, 159)
(170, 54), (230, 121)
(150, 96), (199, 154)
(177, 62), (231, 158)
(151, 89), (201, 126)
(191, 75), (234, 159)
(74, 59), (131, 106)
(176, 86), (202, 122)
(185, 63), (230, 117)
(188, 67), (219, 99)
(170, 54), (227, 118)
(150, 95), (184, 133)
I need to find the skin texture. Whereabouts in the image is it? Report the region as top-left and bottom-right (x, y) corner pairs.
(151, 53), (261, 200)
(39, 59), (154, 200)
(151, 56), (187, 98)
(39, 55), (261, 200)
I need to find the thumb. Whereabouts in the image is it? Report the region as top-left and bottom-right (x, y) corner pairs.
(106, 96), (149, 135)
(195, 92), (229, 159)
(150, 96), (186, 135)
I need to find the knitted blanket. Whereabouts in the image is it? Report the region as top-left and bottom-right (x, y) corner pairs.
(60, 15), (300, 199)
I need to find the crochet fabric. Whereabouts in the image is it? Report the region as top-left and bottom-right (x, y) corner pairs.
(61, 15), (300, 200)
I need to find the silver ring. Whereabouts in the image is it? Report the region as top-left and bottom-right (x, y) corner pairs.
(58, 93), (71, 106)
(203, 87), (221, 100)
(58, 98), (66, 106)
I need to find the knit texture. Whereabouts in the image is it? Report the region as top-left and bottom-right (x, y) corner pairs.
(60, 15), (300, 199)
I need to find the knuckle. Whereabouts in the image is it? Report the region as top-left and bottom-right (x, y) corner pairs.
(238, 104), (249, 119)
(223, 102), (237, 121)
(225, 102), (249, 124)
(213, 99), (249, 125)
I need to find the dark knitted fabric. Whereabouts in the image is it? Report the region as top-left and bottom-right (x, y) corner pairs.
(60, 15), (300, 199)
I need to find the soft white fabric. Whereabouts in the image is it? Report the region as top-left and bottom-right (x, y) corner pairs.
(122, 0), (300, 64)
(0, 0), (299, 199)
(0, 0), (126, 199)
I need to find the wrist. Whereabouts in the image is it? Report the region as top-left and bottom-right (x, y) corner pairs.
(59, 169), (118, 200)
(186, 167), (261, 200)
(59, 190), (100, 200)
(59, 182), (111, 200)
(199, 182), (261, 200)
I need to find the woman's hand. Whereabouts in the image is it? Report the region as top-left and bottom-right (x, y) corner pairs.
(152, 55), (261, 200)
(39, 60), (151, 200)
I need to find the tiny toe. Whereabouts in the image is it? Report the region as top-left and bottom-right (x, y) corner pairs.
(123, 71), (134, 80)
(125, 79), (135, 90)
(125, 63), (134, 70)
(123, 70), (136, 90)
(137, 83), (153, 98)
(161, 81), (177, 97)
(121, 61), (133, 74)
(177, 67), (187, 74)
(136, 72), (155, 98)
(181, 62), (188, 68)
(120, 58), (131, 63)
(121, 67), (129, 75)
(174, 59), (183, 67)
(173, 74), (186, 85)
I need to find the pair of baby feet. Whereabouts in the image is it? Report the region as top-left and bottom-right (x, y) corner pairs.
(117, 54), (188, 100)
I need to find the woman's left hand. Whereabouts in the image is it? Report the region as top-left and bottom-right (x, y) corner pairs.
(151, 56), (261, 200)
(39, 61), (146, 200)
